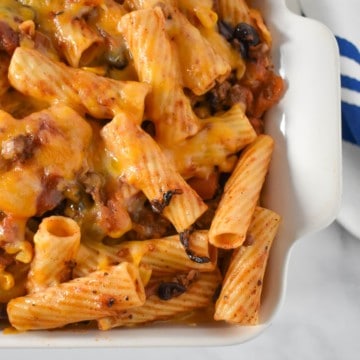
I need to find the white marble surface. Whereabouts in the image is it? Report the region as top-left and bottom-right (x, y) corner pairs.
(2, 221), (360, 359)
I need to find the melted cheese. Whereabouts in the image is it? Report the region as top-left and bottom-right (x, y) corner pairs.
(0, 0), (35, 30)
(0, 105), (92, 217)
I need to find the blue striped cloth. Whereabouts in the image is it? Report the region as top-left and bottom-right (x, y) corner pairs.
(299, 0), (360, 147)
(337, 37), (360, 145)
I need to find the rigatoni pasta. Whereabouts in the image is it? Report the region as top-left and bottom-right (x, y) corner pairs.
(101, 112), (208, 233)
(74, 230), (217, 277)
(26, 216), (81, 293)
(98, 270), (222, 329)
(118, 7), (201, 144)
(7, 262), (145, 331)
(163, 104), (257, 179)
(160, 2), (231, 96)
(214, 207), (281, 324)
(217, 0), (252, 26)
(52, 8), (103, 68)
(209, 134), (274, 249)
(0, 0), (284, 332)
(8, 47), (150, 121)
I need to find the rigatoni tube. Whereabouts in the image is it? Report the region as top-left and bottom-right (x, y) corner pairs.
(8, 262), (145, 331)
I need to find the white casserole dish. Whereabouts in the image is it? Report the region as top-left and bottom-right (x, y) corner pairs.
(0, 0), (341, 347)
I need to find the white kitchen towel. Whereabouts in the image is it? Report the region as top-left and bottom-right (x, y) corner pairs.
(299, 0), (360, 145)
(299, 0), (360, 237)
